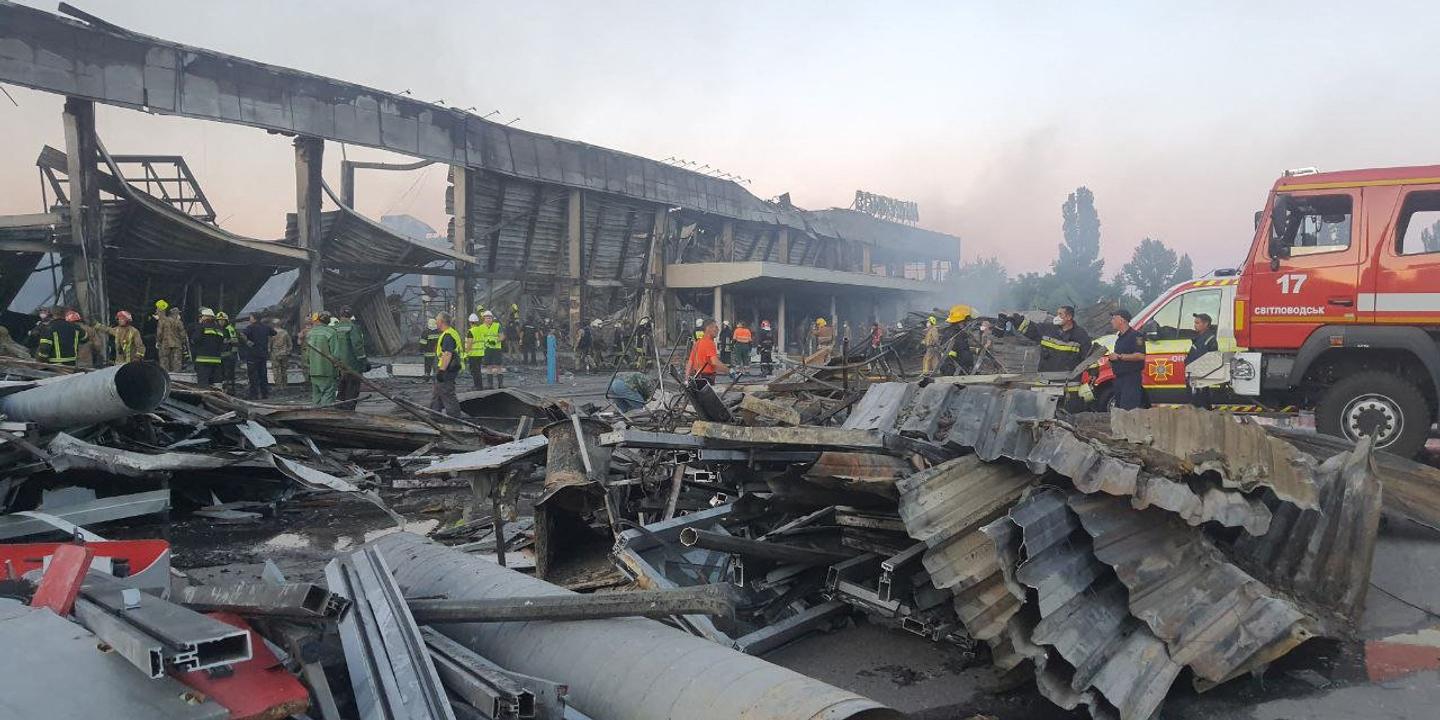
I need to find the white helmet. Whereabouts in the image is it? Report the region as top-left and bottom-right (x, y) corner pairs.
(695, 318), (705, 328)
(482, 310), (495, 318)
(469, 313), (480, 322)
(199, 307), (215, 318)
(591, 319), (602, 327)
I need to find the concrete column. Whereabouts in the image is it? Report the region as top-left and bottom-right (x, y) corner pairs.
(862, 244), (872, 274)
(777, 291), (787, 354)
(830, 294), (838, 328)
(62, 97), (103, 319)
(648, 209), (671, 348)
(712, 285), (723, 323)
(777, 228), (789, 264)
(339, 161), (356, 207)
(452, 165), (475, 335)
(293, 136), (325, 319)
(566, 189), (583, 339)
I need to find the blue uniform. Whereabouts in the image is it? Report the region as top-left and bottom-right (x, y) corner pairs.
(1111, 328), (1146, 410)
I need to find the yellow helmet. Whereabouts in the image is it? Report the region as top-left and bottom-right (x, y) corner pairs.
(946, 305), (973, 324)
(927, 315), (937, 326)
(816, 318), (827, 327)
(154, 299), (169, 312)
(216, 311), (229, 321)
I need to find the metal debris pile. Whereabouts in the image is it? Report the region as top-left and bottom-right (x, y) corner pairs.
(3, 353), (1433, 719)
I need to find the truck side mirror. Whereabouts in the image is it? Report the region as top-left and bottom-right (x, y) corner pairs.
(1141, 319), (1161, 337)
(1268, 195), (1293, 263)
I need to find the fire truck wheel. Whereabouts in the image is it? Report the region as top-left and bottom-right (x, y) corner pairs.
(1316, 371), (1430, 458)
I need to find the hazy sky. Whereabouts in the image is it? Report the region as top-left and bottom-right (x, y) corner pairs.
(3, 0), (1438, 277)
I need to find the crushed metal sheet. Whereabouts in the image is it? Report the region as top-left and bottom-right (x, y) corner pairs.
(1266, 425), (1440, 532)
(896, 381), (960, 441)
(1066, 492), (1314, 686)
(1110, 407), (1319, 509)
(1026, 422), (1273, 535)
(1227, 439), (1382, 630)
(47, 432), (239, 477)
(896, 455), (1034, 546)
(842, 382), (917, 432)
(945, 385), (1061, 462)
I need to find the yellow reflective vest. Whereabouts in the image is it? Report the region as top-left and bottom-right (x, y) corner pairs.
(476, 322), (502, 350)
(466, 325), (486, 359)
(434, 327), (463, 372)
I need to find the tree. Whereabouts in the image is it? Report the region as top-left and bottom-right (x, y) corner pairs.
(1055, 187), (1105, 305)
(1006, 271), (1053, 313)
(1172, 254), (1194, 285)
(1119, 238), (1187, 306)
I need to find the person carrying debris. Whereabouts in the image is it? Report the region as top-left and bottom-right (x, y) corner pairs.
(687, 319), (728, 387)
(1009, 305), (1093, 373)
(191, 308), (227, 386)
(37, 309), (88, 367)
(268, 318), (292, 390)
(430, 312), (463, 416)
(921, 316), (941, 374)
(333, 307), (368, 406)
(465, 312), (486, 389)
(109, 310), (144, 364)
(421, 318), (440, 379)
(732, 321), (753, 372)
(1186, 312), (1219, 409)
(609, 371), (655, 412)
(1106, 308), (1146, 410)
(216, 312), (239, 393)
(306, 310), (341, 406)
(478, 309), (506, 388)
(156, 306), (187, 372)
(756, 319), (775, 375)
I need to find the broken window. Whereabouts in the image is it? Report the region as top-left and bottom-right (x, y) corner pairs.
(1396, 190), (1440, 255)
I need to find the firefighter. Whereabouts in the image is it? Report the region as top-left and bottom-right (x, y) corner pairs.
(478, 309), (505, 388)
(921, 316), (941, 375)
(421, 318), (440, 379)
(1010, 305), (1093, 373)
(191, 308), (227, 386)
(216, 311), (239, 393)
(1106, 309), (1146, 410)
(756, 319), (775, 375)
(694, 317), (706, 341)
(37, 309), (88, 367)
(1186, 313), (1219, 409)
(157, 307), (187, 371)
(305, 310), (340, 406)
(812, 317), (835, 355)
(109, 310), (145, 364)
(718, 320), (733, 365)
(520, 317), (539, 366)
(430, 312), (463, 416)
(938, 305), (975, 375)
(465, 312), (486, 389)
(25, 307), (53, 354)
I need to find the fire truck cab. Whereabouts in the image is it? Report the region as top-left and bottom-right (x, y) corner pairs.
(1090, 164), (1440, 457)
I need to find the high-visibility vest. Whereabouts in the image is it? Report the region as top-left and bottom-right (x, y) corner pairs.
(42, 329), (82, 364)
(477, 322), (502, 350)
(466, 326), (486, 358)
(221, 324), (239, 356)
(434, 327), (463, 371)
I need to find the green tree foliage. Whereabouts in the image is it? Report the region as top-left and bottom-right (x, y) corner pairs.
(1119, 238), (1192, 306)
(1056, 187), (1105, 304)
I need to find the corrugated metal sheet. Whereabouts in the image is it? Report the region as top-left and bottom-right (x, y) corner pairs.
(1110, 407), (1319, 510)
(842, 382), (917, 431)
(896, 455), (1033, 546)
(1227, 439), (1381, 631)
(1067, 492), (1314, 687)
(1026, 422), (1273, 534)
(944, 385), (1062, 462)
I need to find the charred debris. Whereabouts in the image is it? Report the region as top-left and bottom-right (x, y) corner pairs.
(1, 347), (1436, 720)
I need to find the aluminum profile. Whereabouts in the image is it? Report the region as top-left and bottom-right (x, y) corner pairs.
(326, 546), (456, 720)
(76, 572), (253, 677)
(1066, 492), (1314, 686)
(176, 581), (351, 620)
(1110, 407), (1319, 509)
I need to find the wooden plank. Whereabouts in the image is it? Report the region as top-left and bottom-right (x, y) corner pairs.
(418, 435), (547, 475)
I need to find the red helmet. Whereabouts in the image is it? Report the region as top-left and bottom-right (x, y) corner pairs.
(65, 310), (81, 322)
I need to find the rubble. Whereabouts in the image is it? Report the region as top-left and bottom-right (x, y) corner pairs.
(0, 350), (1425, 719)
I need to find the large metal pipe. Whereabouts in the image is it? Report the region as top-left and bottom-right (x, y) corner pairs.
(406, 584), (736, 623)
(373, 533), (901, 720)
(0, 363), (169, 429)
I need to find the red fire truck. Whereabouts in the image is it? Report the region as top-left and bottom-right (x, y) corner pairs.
(1086, 165), (1440, 457)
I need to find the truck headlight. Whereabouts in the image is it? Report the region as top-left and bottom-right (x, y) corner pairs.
(1230, 356), (1256, 381)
